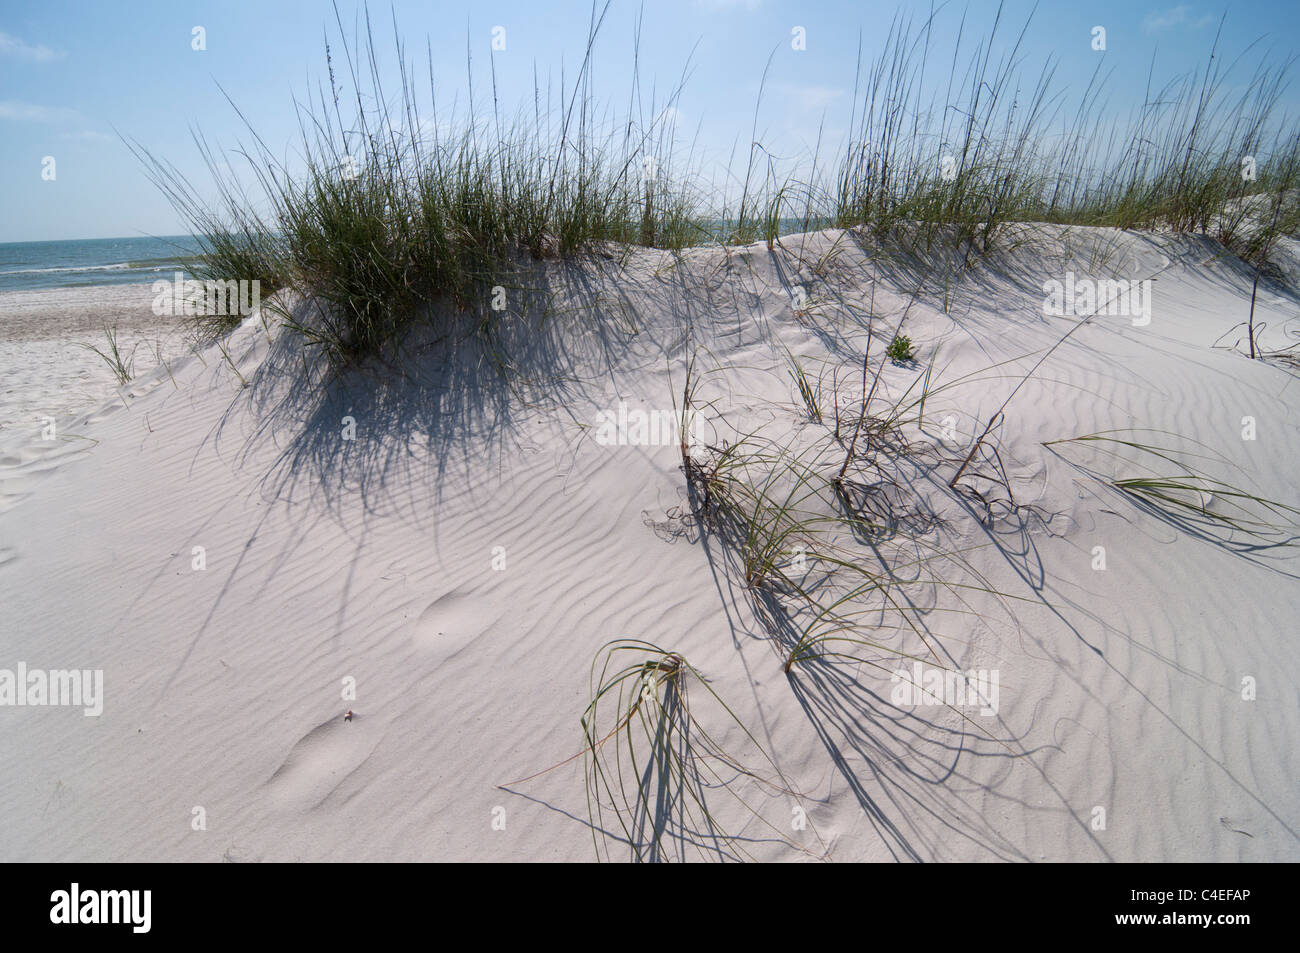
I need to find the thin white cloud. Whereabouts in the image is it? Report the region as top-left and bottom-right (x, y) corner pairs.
(61, 129), (113, 142)
(1143, 5), (1190, 31)
(1142, 5), (1215, 33)
(0, 30), (64, 62)
(0, 100), (80, 122)
(776, 83), (846, 113)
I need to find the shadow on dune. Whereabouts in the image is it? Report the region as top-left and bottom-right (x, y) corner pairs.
(593, 675), (800, 863)
(186, 222), (1295, 860)
(1043, 451), (1300, 574)
(784, 657), (1034, 861)
(210, 256), (660, 522)
(675, 437), (1087, 861)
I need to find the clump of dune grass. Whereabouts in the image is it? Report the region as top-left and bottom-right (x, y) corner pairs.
(1046, 429), (1300, 548)
(784, 348), (824, 423)
(698, 437), (842, 592)
(131, 0), (1300, 378)
(125, 129), (291, 339)
(80, 326), (135, 385)
(1242, 176), (1300, 358)
(697, 431), (1027, 673)
(673, 319), (1053, 687)
(829, 3), (1300, 271)
(133, 1), (702, 368)
(672, 428), (1027, 804)
(580, 640), (816, 862)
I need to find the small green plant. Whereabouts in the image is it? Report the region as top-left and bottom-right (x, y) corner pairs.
(213, 334), (247, 388)
(885, 334), (915, 363)
(80, 326), (135, 385)
(784, 349), (823, 423)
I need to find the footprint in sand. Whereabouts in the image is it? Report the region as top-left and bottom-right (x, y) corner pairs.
(265, 714), (384, 809)
(408, 590), (500, 656)
(82, 404), (123, 424)
(0, 493), (29, 515)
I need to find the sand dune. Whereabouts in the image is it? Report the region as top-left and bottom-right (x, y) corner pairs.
(1, 224), (1296, 861)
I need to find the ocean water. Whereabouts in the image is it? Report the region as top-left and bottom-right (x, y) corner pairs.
(0, 221), (838, 295)
(0, 236), (200, 293)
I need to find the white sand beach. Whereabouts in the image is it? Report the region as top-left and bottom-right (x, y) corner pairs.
(1, 224), (1296, 862)
(0, 283), (191, 437)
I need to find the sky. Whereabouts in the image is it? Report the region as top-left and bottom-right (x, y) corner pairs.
(2, 0), (1299, 243)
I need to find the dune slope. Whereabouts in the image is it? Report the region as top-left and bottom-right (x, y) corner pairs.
(1, 225), (1297, 861)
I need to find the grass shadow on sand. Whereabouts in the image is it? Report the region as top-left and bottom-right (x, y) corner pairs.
(208, 257), (648, 521)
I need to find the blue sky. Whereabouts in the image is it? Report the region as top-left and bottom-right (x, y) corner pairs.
(2, 0), (1299, 242)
